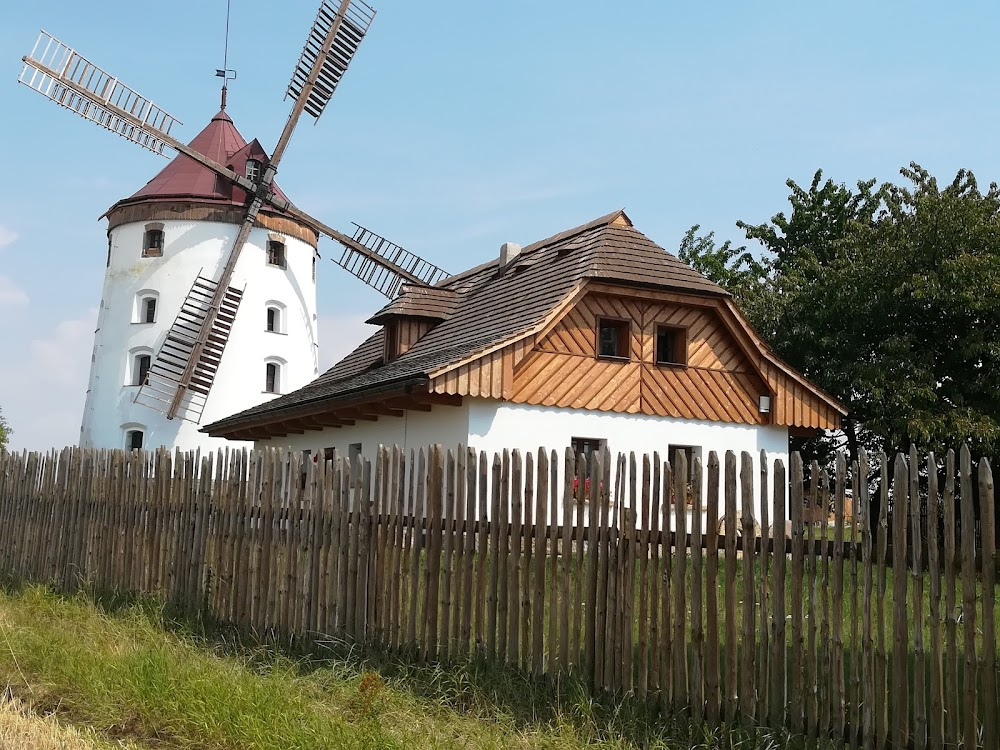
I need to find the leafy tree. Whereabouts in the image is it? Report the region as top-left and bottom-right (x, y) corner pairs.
(686, 164), (1000, 467)
(678, 225), (766, 304)
(0, 407), (10, 452)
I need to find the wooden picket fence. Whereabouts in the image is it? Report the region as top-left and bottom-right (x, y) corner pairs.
(0, 443), (996, 749)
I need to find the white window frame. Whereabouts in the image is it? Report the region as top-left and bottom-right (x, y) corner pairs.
(265, 300), (286, 334)
(121, 422), (147, 450)
(264, 356), (287, 394)
(246, 159), (262, 182)
(132, 290), (159, 324)
(127, 347), (154, 386)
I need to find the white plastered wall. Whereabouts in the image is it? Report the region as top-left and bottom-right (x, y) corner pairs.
(257, 401), (471, 460)
(467, 400), (788, 528)
(254, 397), (788, 528)
(80, 217), (319, 453)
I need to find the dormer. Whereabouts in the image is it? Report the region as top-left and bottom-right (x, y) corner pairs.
(367, 285), (460, 363)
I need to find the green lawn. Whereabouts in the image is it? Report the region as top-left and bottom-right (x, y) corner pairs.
(0, 583), (838, 750)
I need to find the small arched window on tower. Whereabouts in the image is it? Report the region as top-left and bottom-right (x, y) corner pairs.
(133, 290), (159, 324)
(128, 348), (153, 386)
(246, 159), (262, 182)
(264, 360), (283, 394)
(142, 223), (164, 258)
(265, 302), (285, 334)
(125, 429), (144, 451)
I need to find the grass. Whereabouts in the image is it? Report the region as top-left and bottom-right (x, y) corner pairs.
(0, 695), (139, 749)
(0, 583), (839, 750)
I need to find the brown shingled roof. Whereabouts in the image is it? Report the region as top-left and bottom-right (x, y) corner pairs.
(204, 209), (728, 433)
(367, 285), (461, 324)
(104, 110), (293, 216)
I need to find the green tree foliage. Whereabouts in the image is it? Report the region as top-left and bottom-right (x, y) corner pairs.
(686, 164), (1000, 465)
(0, 407), (10, 451)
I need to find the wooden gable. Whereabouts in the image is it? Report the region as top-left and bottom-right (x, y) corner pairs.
(512, 290), (770, 423)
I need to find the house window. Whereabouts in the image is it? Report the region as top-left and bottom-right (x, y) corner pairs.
(267, 240), (286, 269)
(142, 228), (164, 257)
(655, 325), (687, 366)
(142, 297), (157, 324)
(246, 159), (262, 182)
(265, 362), (281, 393)
(348, 443), (363, 487)
(667, 444), (702, 487)
(597, 318), (630, 360)
(571, 436), (604, 462)
(266, 306), (280, 333)
(126, 429), (144, 450)
(133, 354), (151, 385)
(312, 255), (316, 282)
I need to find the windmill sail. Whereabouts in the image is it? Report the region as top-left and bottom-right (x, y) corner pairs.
(18, 7), (456, 429)
(19, 31), (180, 156)
(287, 0), (376, 121)
(333, 223), (449, 298)
(134, 275), (244, 423)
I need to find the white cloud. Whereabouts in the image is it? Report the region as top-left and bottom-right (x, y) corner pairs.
(0, 308), (98, 451)
(0, 276), (28, 307)
(0, 225), (17, 250)
(318, 313), (378, 372)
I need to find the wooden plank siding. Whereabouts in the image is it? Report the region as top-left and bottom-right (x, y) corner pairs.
(514, 291), (769, 424)
(427, 283), (843, 430)
(394, 319), (435, 358)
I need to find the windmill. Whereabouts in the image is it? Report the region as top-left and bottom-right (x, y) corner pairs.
(18, 0), (449, 427)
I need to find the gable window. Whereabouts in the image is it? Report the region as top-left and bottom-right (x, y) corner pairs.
(142, 224), (164, 257)
(655, 325), (687, 366)
(246, 159), (262, 182)
(126, 429), (144, 450)
(267, 240), (286, 269)
(133, 354), (151, 386)
(597, 318), (630, 360)
(265, 361), (281, 393)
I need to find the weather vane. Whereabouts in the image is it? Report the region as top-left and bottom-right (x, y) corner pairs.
(215, 0), (237, 110)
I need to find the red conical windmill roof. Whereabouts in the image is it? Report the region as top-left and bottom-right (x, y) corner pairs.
(107, 110), (292, 212)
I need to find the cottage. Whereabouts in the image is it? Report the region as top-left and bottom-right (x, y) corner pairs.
(204, 210), (845, 519)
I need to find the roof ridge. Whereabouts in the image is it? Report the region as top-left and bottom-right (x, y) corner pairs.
(519, 208), (629, 256)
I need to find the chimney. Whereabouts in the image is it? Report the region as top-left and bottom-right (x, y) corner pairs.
(499, 242), (521, 268)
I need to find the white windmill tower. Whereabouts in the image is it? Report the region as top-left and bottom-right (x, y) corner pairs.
(17, 1), (449, 453)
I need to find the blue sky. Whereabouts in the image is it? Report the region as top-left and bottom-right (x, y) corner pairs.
(2, 0), (999, 450)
